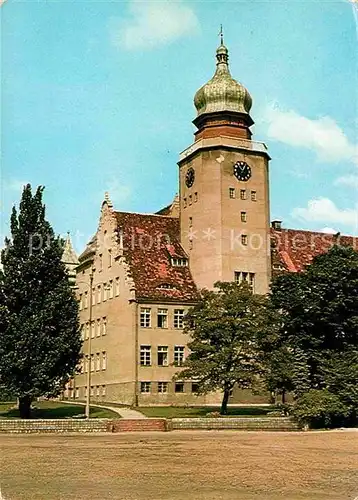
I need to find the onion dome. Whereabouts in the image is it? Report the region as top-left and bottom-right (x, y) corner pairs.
(194, 40), (252, 118)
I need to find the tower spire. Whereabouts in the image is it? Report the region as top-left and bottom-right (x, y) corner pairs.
(219, 24), (224, 45)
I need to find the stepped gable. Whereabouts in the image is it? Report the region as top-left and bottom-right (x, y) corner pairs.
(271, 227), (358, 275)
(115, 211), (198, 302)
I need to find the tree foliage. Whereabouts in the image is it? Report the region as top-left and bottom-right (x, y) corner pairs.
(0, 185), (82, 418)
(270, 245), (358, 426)
(177, 281), (277, 414)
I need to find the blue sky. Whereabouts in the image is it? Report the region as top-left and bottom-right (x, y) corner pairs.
(2, 0), (357, 252)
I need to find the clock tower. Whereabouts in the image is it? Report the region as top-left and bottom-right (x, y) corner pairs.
(179, 37), (271, 294)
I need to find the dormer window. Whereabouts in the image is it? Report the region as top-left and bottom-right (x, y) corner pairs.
(171, 257), (188, 267)
(157, 283), (176, 290)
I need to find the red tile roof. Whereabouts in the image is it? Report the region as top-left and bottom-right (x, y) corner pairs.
(271, 227), (358, 275)
(115, 212), (198, 302)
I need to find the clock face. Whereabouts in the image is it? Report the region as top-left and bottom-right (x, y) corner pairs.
(233, 161), (252, 182)
(185, 167), (195, 188)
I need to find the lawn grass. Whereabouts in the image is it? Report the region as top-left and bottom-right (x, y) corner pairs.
(135, 405), (274, 418)
(0, 400), (118, 419)
(1, 431), (357, 499)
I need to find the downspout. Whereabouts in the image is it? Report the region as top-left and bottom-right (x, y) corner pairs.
(133, 300), (139, 407)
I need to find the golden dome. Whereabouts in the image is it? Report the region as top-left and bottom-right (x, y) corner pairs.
(194, 42), (252, 117)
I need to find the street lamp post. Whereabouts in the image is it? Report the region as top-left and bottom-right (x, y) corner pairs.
(85, 268), (94, 419)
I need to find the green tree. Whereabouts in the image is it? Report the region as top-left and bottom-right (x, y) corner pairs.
(270, 245), (358, 426)
(0, 185), (82, 418)
(177, 281), (276, 414)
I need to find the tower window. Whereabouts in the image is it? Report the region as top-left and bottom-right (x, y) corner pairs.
(241, 234), (248, 246)
(235, 271), (256, 292)
(229, 188), (235, 199)
(251, 190), (257, 201)
(189, 217), (193, 227)
(194, 192), (198, 202)
(183, 198), (187, 208)
(189, 195), (192, 205)
(240, 189), (247, 200)
(241, 211), (247, 223)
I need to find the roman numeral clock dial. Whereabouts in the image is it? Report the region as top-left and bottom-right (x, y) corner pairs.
(233, 161), (251, 181)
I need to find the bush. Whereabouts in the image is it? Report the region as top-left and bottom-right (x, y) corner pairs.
(292, 389), (350, 429)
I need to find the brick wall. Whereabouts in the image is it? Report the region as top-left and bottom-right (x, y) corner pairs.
(108, 419), (168, 432)
(0, 419), (109, 433)
(171, 417), (299, 431)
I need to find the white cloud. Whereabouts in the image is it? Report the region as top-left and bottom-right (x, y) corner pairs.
(111, 0), (199, 50)
(334, 174), (358, 189)
(320, 227), (337, 234)
(262, 104), (358, 164)
(292, 197), (358, 228)
(5, 179), (29, 192)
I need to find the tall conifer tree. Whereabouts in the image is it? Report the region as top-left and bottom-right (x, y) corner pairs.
(0, 185), (82, 418)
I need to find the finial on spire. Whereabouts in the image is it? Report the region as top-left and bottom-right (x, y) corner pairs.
(103, 191), (113, 210)
(219, 24), (224, 45)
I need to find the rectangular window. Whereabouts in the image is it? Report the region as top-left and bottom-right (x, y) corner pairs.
(229, 188), (235, 199)
(75, 388), (79, 399)
(109, 280), (114, 299)
(140, 308), (151, 328)
(157, 308), (168, 328)
(183, 198), (187, 208)
(79, 294), (83, 310)
(108, 250), (112, 267)
(85, 386), (88, 398)
(189, 216), (193, 227)
(175, 382), (184, 393)
(99, 254), (103, 271)
(103, 283), (108, 301)
(158, 382), (168, 393)
(90, 386), (94, 397)
(84, 356), (89, 373)
(96, 353), (101, 371)
(251, 190), (257, 201)
(90, 354), (95, 372)
(84, 291), (88, 309)
(235, 272), (256, 292)
(157, 346), (168, 366)
(97, 285), (101, 304)
(174, 309), (185, 329)
(102, 317), (107, 336)
(194, 192), (198, 202)
(140, 345), (151, 366)
(96, 319), (101, 337)
(140, 382), (151, 393)
(241, 211), (247, 223)
(115, 277), (120, 296)
(189, 195), (192, 205)
(174, 346), (185, 366)
(85, 322), (90, 340)
(241, 234), (248, 246)
(96, 386), (100, 397)
(249, 272), (255, 291)
(102, 385), (106, 397)
(92, 287), (96, 306)
(102, 352), (107, 370)
(192, 382), (199, 393)
(91, 321), (95, 339)
(240, 189), (246, 200)
(80, 324), (85, 341)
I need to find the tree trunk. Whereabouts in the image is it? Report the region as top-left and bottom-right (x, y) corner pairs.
(281, 389), (286, 405)
(18, 395), (32, 419)
(220, 387), (230, 415)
